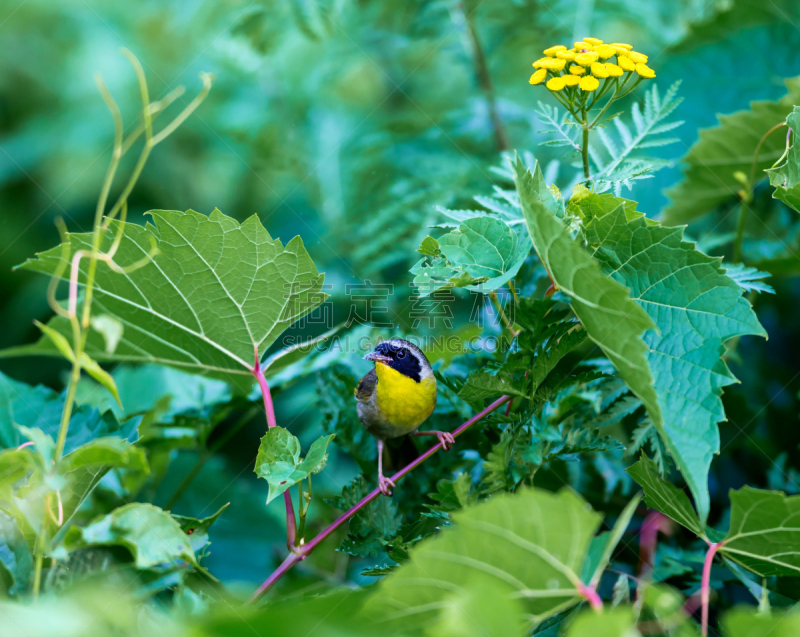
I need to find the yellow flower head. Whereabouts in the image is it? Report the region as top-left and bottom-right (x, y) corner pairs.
(635, 63), (656, 78)
(544, 45), (567, 56)
(546, 77), (566, 91)
(574, 41), (594, 51)
(532, 57), (550, 69)
(562, 74), (581, 87)
(529, 69), (547, 85)
(627, 51), (648, 64)
(580, 76), (600, 91)
(569, 65), (586, 76)
(583, 37), (603, 45)
(556, 50), (576, 61)
(591, 62), (609, 78)
(595, 44), (616, 60)
(604, 62), (624, 77)
(617, 56), (636, 72)
(610, 42), (633, 50)
(575, 52), (598, 66)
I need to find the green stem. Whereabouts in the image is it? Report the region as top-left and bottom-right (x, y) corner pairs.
(582, 124), (591, 179)
(489, 292), (514, 333)
(508, 280), (520, 306)
(54, 361), (81, 461)
(734, 122), (787, 263)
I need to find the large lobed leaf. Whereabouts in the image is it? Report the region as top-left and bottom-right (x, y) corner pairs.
(514, 159), (661, 451)
(14, 209), (327, 392)
(64, 503), (197, 569)
(367, 488), (605, 628)
(629, 458), (800, 579)
(662, 78), (800, 225)
(410, 216), (531, 296)
(767, 106), (800, 213)
(720, 487), (800, 577)
(582, 194), (765, 522)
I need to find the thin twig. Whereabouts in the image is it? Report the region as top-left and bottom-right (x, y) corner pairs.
(248, 394), (513, 602)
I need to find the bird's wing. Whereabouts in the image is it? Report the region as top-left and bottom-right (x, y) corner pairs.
(355, 368), (378, 402)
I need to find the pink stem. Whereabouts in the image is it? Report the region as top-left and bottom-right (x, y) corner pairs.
(638, 511), (672, 577)
(17, 441), (34, 450)
(248, 393), (513, 602)
(578, 583), (603, 611)
(701, 541), (722, 636)
(253, 353), (297, 549)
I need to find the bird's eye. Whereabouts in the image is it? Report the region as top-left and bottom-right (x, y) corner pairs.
(397, 349), (406, 359)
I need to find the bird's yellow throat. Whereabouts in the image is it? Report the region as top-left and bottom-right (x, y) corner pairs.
(374, 362), (437, 433)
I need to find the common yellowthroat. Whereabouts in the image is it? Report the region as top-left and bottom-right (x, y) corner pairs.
(356, 338), (454, 496)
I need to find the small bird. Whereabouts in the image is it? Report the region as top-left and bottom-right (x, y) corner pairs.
(356, 338), (454, 496)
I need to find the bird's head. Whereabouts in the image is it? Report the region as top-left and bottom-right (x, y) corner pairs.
(363, 338), (433, 383)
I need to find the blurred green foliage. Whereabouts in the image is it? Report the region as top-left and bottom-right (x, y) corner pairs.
(4, 0), (800, 635)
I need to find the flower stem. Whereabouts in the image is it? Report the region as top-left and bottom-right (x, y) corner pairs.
(582, 124), (591, 179)
(248, 394), (512, 602)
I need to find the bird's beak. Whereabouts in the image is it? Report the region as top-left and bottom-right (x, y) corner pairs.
(364, 351), (392, 365)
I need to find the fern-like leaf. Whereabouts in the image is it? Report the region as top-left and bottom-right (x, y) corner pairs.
(591, 81), (684, 195)
(535, 102), (581, 150)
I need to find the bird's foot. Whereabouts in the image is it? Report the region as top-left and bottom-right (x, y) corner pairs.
(378, 474), (395, 497)
(437, 431), (456, 451)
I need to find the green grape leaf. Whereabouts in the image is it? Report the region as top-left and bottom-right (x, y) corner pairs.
(514, 159), (661, 449)
(254, 427), (334, 503)
(722, 607), (800, 637)
(582, 194), (765, 523)
(564, 608), (636, 637)
(767, 107), (800, 188)
(627, 456), (703, 536)
(411, 217), (531, 296)
(369, 489), (603, 628)
(662, 78), (800, 225)
(59, 437), (147, 474)
(172, 503), (229, 556)
(13, 209), (327, 392)
(767, 106), (800, 212)
(719, 487), (800, 576)
(419, 578), (528, 637)
(63, 503), (197, 569)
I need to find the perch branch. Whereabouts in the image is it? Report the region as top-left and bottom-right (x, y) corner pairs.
(248, 393), (513, 602)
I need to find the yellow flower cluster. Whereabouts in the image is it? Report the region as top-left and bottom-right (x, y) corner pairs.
(530, 38), (655, 93)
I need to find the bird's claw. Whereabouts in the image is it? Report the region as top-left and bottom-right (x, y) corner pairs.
(438, 431), (456, 451)
(379, 474), (395, 497)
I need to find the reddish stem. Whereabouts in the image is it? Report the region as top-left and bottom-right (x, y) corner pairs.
(638, 511), (672, 577)
(701, 541), (722, 636)
(253, 353), (297, 549)
(578, 582), (603, 611)
(248, 393), (513, 602)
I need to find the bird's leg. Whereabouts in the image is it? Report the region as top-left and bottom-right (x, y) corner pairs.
(413, 430), (456, 451)
(377, 439), (395, 496)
